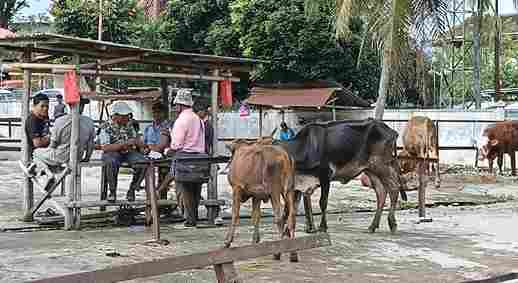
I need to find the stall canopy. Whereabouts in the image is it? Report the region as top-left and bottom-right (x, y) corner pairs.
(246, 81), (372, 109)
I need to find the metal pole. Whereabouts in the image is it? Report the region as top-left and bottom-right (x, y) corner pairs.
(21, 49), (33, 221)
(208, 69), (219, 224)
(259, 107), (263, 137)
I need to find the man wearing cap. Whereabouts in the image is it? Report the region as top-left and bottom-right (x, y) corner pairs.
(19, 97), (95, 187)
(169, 89), (208, 227)
(25, 93), (51, 155)
(53, 94), (67, 119)
(99, 101), (147, 202)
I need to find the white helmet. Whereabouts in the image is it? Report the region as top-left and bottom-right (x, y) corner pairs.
(111, 101), (133, 116)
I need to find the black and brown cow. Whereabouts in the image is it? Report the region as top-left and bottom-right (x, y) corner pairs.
(278, 118), (406, 234)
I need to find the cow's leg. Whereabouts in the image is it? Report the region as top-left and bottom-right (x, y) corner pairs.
(303, 191), (316, 233)
(366, 173), (386, 233)
(251, 197), (261, 244)
(510, 151), (516, 176)
(387, 190), (399, 233)
(271, 193), (283, 260)
(318, 180), (330, 233)
(488, 158), (494, 174)
(417, 160), (427, 219)
(286, 190), (299, 262)
(224, 188), (241, 248)
(497, 152), (504, 175)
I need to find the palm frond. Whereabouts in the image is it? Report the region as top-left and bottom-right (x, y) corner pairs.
(413, 0), (448, 41)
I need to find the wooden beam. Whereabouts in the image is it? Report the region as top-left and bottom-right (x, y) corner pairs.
(65, 199), (220, 208)
(21, 48), (34, 222)
(27, 233), (331, 283)
(80, 55), (147, 69)
(52, 69), (240, 82)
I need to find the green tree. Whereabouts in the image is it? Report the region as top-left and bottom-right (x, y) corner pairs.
(231, 0), (381, 100)
(51, 0), (142, 44)
(307, 0), (447, 118)
(0, 0), (27, 28)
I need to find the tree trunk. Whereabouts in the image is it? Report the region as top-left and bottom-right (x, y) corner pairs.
(472, 0), (482, 109)
(495, 0), (501, 101)
(374, 45), (392, 119)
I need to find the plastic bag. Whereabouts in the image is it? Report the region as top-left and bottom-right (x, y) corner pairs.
(64, 70), (80, 104)
(219, 79), (233, 108)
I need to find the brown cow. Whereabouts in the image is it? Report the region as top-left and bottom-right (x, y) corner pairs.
(225, 139), (298, 262)
(478, 121), (518, 176)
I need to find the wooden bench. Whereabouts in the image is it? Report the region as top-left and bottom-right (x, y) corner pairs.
(27, 233), (332, 283)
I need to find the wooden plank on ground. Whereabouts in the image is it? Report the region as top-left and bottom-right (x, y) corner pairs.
(27, 233), (331, 283)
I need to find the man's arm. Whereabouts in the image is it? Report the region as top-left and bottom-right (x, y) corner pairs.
(170, 116), (187, 151)
(82, 127), (96, 162)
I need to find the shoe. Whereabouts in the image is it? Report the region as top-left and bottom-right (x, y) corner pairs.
(183, 221), (196, 227)
(215, 216), (224, 225)
(107, 191), (116, 202)
(126, 189), (135, 202)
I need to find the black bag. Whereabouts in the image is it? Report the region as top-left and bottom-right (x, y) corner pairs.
(172, 151), (211, 183)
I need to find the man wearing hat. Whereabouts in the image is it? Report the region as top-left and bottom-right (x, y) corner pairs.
(53, 93), (67, 119)
(169, 89), (208, 227)
(19, 97), (95, 187)
(99, 101), (147, 202)
(25, 92), (51, 155)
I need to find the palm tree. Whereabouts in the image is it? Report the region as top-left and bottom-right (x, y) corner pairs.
(0, 0), (27, 29)
(306, 0), (447, 119)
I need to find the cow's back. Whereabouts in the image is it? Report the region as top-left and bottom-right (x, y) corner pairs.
(484, 121), (518, 145)
(402, 116), (438, 159)
(228, 144), (293, 200)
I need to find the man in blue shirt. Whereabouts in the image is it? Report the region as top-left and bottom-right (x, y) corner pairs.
(143, 102), (172, 154)
(279, 122), (295, 141)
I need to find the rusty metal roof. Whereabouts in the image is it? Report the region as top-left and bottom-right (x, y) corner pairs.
(246, 82), (371, 109)
(247, 87), (337, 108)
(82, 89), (161, 101)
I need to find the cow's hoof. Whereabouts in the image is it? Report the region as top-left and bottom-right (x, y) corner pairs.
(224, 241), (232, 248)
(318, 226), (328, 233)
(273, 253), (281, 260)
(305, 226), (317, 234)
(389, 226), (397, 234)
(289, 253), (299, 262)
(368, 226), (377, 233)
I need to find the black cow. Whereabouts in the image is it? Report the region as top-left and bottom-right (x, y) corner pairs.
(278, 118), (406, 234)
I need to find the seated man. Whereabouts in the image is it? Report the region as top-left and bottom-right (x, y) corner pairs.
(19, 97), (95, 188)
(143, 101), (172, 157)
(53, 94), (67, 119)
(99, 101), (147, 202)
(25, 93), (51, 154)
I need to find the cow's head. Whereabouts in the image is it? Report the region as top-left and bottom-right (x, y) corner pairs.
(477, 130), (499, 161)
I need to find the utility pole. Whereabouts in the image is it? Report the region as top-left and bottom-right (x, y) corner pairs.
(494, 0), (501, 101)
(96, 0), (102, 100)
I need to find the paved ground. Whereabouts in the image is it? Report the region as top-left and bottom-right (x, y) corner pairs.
(1, 158), (518, 283)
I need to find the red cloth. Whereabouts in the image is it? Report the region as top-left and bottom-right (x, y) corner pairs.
(219, 80), (233, 108)
(64, 71), (80, 104)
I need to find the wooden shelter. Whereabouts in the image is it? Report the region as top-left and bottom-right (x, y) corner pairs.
(0, 33), (264, 230)
(246, 81), (372, 135)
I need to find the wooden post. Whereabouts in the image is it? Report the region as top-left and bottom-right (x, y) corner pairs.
(160, 78), (169, 114)
(259, 107), (263, 136)
(208, 69), (219, 224)
(144, 165), (160, 241)
(65, 56), (81, 230)
(21, 49), (34, 222)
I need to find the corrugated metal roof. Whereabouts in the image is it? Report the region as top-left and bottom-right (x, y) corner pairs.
(0, 33), (266, 73)
(0, 28), (15, 39)
(82, 90), (161, 101)
(246, 82), (372, 109)
(247, 87), (337, 108)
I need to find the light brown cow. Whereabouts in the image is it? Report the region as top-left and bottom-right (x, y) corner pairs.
(225, 139), (298, 262)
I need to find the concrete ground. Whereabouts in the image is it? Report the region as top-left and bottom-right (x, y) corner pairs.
(1, 158), (518, 283)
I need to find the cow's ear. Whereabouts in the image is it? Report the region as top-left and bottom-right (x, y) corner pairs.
(490, 139), (499, 146)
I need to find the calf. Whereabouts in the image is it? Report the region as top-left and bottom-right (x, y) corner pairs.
(225, 140), (298, 262)
(478, 121), (518, 176)
(279, 118), (406, 234)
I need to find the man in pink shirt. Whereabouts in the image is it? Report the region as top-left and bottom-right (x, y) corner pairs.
(169, 89), (208, 227)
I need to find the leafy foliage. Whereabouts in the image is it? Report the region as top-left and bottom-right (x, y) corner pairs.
(0, 0), (27, 28)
